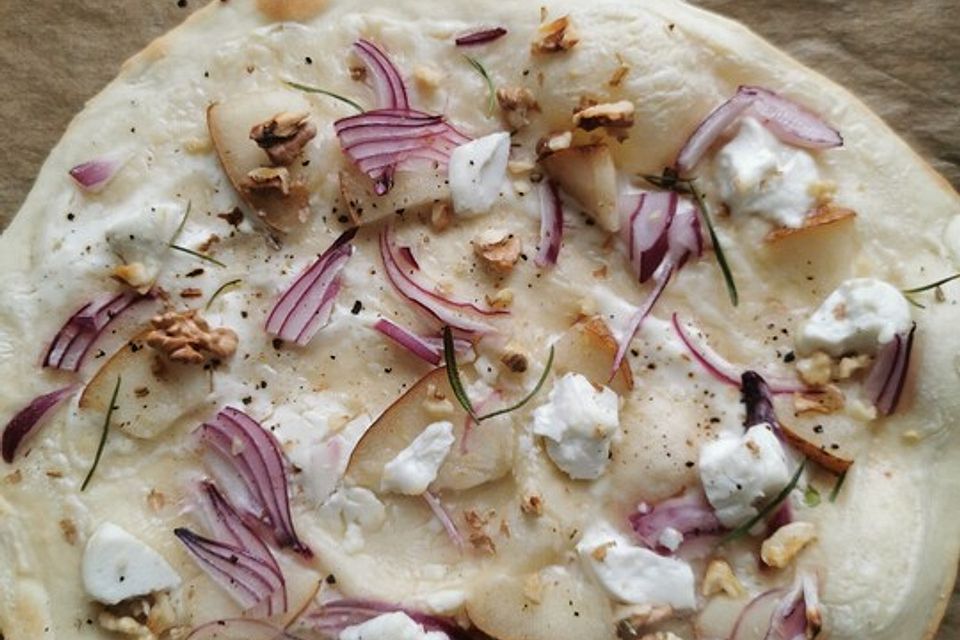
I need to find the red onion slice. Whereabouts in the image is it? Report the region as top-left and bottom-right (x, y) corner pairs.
(2, 385), (79, 463)
(379, 230), (498, 336)
(354, 39), (409, 110)
(199, 407), (312, 557)
(266, 229), (356, 346)
(628, 491), (724, 552)
(863, 324), (916, 416)
(667, 199), (704, 261)
(455, 27), (508, 46)
(423, 491), (465, 549)
(671, 314), (806, 394)
(675, 85), (842, 174)
(307, 599), (470, 640)
(535, 180), (564, 267)
(746, 85), (843, 149)
(729, 588), (788, 640)
(174, 528), (285, 615)
(198, 481), (287, 614)
(626, 192), (677, 282)
(766, 573), (822, 640)
(611, 263), (675, 374)
(68, 153), (127, 192)
(335, 109), (470, 195)
(674, 90), (755, 174)
(43, 291), (155, 372)
(186, 619), (302, 640)
(374, 319), (442, 366)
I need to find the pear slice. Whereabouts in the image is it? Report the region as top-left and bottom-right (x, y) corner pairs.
(79, 332), (209, 440)
(207, 92), (313, 233)
(339, 167), (450, 226)
(541, 145), (619, 232)
(553, 318), (633, 395)
(346, 367), (514, 492)
(466, 566), (614, 640)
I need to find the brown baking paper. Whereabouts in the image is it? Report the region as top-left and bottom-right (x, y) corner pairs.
(0, 0), (957, 635)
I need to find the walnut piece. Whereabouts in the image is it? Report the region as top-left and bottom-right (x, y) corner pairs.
(423, 383), (455, 418)
(793, 384), (844, 415)
(413, 64), (443, 91)
(796, 352), (832, 386)
(241, 166), (292, 196)
(496, 86), (541, 130)
(430, 201), (453, 232)
(573, 100), (636, 131)
(701, 559), (745, 597)
(536, 131), (573, 157)
(146, 310), (238, 365)
(485, 288), (515, 310)
(250, 111), (317, 166)
(520, 493), (543, 516)
(532, 16), (579, 53)
(111, 263), (153, 292)
(761, 521), (817, 568)
(98, 592), (181, 640)
(501, 351), (528, 374)
(523, 573), (543, 603)
(474, 233), (521, 274)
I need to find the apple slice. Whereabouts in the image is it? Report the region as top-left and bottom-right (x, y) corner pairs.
(553, 318), (633, 395)
(346, 367), (514, 492)
(79, 333), (209, 440)
(466, 565), (614, 640)
(339, 167), (450, 226)
(541, 145), (619, 232)
(208, 92), (313, 233)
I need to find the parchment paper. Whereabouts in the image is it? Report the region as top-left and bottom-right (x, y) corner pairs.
(0, 0), (957, 636)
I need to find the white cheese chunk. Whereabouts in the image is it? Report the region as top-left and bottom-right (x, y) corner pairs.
(105, 203), (180, 288)
(797, 278), (912, 357)
(658, 527), (684, 552)
(532, 372), (619, 480)
(576, 522), (696, 610)
(324, 486), (387, 554)
(381, 421), (455, 494)
(698, 424), (791, 528)
(713, 117), (819, 228)
(81, 522), (181, 605)
(340, 611), (449, 640)
(448, 132), (510, 216)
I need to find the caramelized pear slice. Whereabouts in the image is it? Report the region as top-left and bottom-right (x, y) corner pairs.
(79, 333), (209, 440)
(541, 145), (619, 232)
(466, 566), (614, 640)
(553, 317), (633, 395)
(208, 92), (313, 233)
(339, 167), (450, 226)
(346, 368), (513, 492)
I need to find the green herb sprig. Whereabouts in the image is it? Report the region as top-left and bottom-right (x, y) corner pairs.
(828, 469), (847, 503)
(463, 55), (496, 115)
(285, 81), (364, 113)
(170, 245), (227, 268)
(640, 171), (739, 307)
(206, 279), (243, 310)
(902, 273), (960, 309)
(443, 326), (553, 422)
(720, 460), (805, 544)
(81, 376), (121, 492)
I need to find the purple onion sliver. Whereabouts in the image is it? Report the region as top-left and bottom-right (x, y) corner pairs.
(674, 91), (755, 174)
(746, 85), (843, 149)
(628, 191), (676, 283)
(611, 263), (675, 376)
(68, 154), (126, 192)
(1, 385), (79, 463)
(628, 491), (724, 552)
(455, 27), (508, 46)
(864, 324), (916, 415)
(535, 180), (564, 267)
(354, 39), (409, 110)
(374, 319), (442, 366)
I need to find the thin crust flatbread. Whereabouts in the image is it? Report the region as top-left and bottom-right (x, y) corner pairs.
(0, 1), (958, 639)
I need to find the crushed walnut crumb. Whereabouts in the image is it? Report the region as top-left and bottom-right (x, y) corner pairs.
(241, 166), (292, 196)
(146, 310), (238, 365)
(473, 233), (521, 274)
(573, 100), (635, 131)
(423, 383), (455, 418)
(520, 493), (543, 516)
(485, 288), (514, 310)
(536, 131), (573, 157)
(608, 54), (630, 87)
(794, 384), (844, 415)
(532, 16), (579, 53)
(496, 86), (540, 130)
(523, 573), (543, 603)
(761, 521), (817, 568)
(701, 559), (745, 597)
(430, 201), (453, 232)
(413, 64), (443, 91)
(250, 111), (317, 166)
(59, 519), (78, 545)
(501, 351), (528, 374)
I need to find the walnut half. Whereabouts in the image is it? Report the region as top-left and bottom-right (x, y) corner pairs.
(146, 310), (238, 365)
(573, 100), (636, 132)
(532, 16), (580, 53)
(250, 111), (317, 166)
